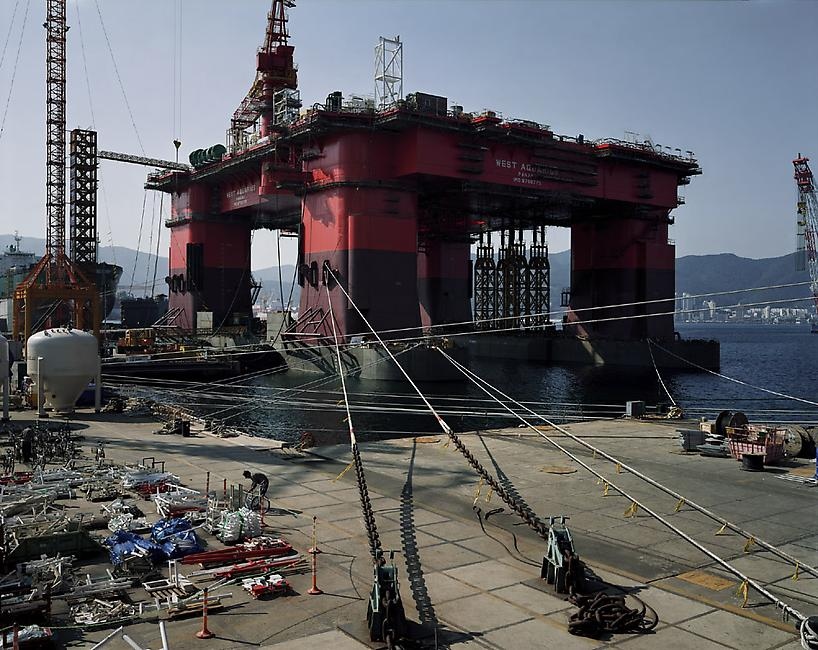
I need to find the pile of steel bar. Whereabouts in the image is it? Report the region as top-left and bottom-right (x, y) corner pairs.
(181, 537), (295, 566)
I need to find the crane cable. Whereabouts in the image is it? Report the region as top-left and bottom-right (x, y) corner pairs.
(436, 347), (809, 625)
(93, 0), (145, 155)
(435, 347), (818, 582)
(325, 283), (384, 563)
(128, 190), (148, 294)
(650, 339), (818, 409)
(647, 339), (679, 410)
(0, 0), (21, 72)
(0, 0), (30, 144)
(151, 193), (164, 295)
(74, 0), (96, 128)
(144, 191), (158, 295)
(326, 267), (551, 540)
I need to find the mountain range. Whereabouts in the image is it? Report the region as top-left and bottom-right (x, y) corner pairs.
(1, 235), (810, 310)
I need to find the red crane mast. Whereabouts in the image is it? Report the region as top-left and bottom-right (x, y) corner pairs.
(228, 0), (297, 152)
(793, 155), (818, 331)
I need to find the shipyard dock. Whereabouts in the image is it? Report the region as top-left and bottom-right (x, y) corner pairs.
(2, 409), (815, 649)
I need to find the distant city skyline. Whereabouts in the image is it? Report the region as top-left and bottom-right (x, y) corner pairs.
(1, 0), (816, 268)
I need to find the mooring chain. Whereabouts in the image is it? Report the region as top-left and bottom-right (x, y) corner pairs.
(352, 442), (384, 563)
(568, 592), (659, 638)
(445, 428), (550, 540)
(327, 269), (551, 543)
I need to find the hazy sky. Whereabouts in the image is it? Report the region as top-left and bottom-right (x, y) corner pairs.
(1, 0), (816, 269)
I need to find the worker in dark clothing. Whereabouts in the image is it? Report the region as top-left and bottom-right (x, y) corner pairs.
(21, 427), (33, 463)
(243, 470), (269, 498)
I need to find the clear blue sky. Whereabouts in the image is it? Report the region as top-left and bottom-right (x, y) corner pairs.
(1, 0), (816, 268)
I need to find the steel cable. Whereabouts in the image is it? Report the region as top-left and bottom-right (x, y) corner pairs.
(650, 339), (818, 409)
(437, 348), (810, 623)
(327, 267), (552, 541)
(326, 283), (382, 562)
(0, 0), (30, 144)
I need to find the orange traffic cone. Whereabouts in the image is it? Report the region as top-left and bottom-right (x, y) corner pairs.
(196, 587), (215, 639)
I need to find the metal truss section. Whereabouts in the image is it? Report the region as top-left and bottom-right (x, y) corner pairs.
(70, 129), (98, 269)
(45, 0), (67, 263)
(496, 245), (511, 327)
(274, 88), (302, 125)
(529, 243), (551, 328)
(473, 243), (496, 329)
(375, 36), (403, 110)
(98, 149), (189, 171)
(509, 241), (529, 328)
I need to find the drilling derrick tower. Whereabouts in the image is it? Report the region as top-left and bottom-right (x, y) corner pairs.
(153, 0), (302, 333)
(13, 0), (99, 342)
(229, 0), (298, 150)
(793, 155), (818, 332)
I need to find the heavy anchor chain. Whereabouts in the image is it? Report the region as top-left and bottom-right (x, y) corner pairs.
(352, 442), (383, 563)
(352, 443), (409, 646)
(568, 591), (659, 637)
(445, 428), (549, 540)
(447, 428), (589, 597)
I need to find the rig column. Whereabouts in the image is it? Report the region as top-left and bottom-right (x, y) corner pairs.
(567, 216), (675, 340)
(417, 239), (472, 331)
(167, 186), (252, 333)
(296, 133), (422, 342)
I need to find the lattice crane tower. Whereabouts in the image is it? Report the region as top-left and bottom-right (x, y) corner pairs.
(793, 154), (818, 330)
(13, 0), (99, 341)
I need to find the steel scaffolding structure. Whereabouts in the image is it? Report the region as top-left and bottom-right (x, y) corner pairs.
(45, 0), (67, 269)
(70, 129), (98, 271)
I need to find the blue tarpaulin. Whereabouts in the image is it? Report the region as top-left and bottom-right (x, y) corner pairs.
(103, 530), (165, 565)
(104, 519), (202, 565)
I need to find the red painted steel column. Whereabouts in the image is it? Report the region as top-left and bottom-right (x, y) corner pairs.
(297, 133), (421, 342)
(417, 240), (472, 330)
(566, 216), (675, 340)
(167, 186), (252, 332)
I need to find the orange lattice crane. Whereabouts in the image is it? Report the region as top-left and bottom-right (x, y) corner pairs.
(12, 0), (99, 342)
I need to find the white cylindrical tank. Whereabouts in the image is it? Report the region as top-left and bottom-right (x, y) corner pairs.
(27, 328), (99, 413)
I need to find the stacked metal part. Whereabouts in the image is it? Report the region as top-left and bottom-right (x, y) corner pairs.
(473, 225), (551, 330)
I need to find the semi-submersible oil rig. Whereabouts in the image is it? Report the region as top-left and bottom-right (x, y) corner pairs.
(140, 0), (718, 380)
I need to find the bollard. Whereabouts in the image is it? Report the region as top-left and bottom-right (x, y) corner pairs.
(223, 478), (227, 503)
(308, 516), (321, 555)
(307, 545), (323, 595)
(196, 587), (215, 639)
(206, 471), (210, 497)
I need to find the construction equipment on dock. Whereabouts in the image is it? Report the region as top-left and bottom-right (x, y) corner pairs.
(366, 550), (408, 646)
(542, 516), (586, 594)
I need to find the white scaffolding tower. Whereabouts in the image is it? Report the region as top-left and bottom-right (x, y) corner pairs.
(375, 36), (403, 110)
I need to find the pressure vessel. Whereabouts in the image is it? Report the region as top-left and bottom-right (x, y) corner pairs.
(26, 329), (99, 413)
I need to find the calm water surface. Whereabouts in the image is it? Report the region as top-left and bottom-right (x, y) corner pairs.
(147, 324), (818, 443)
